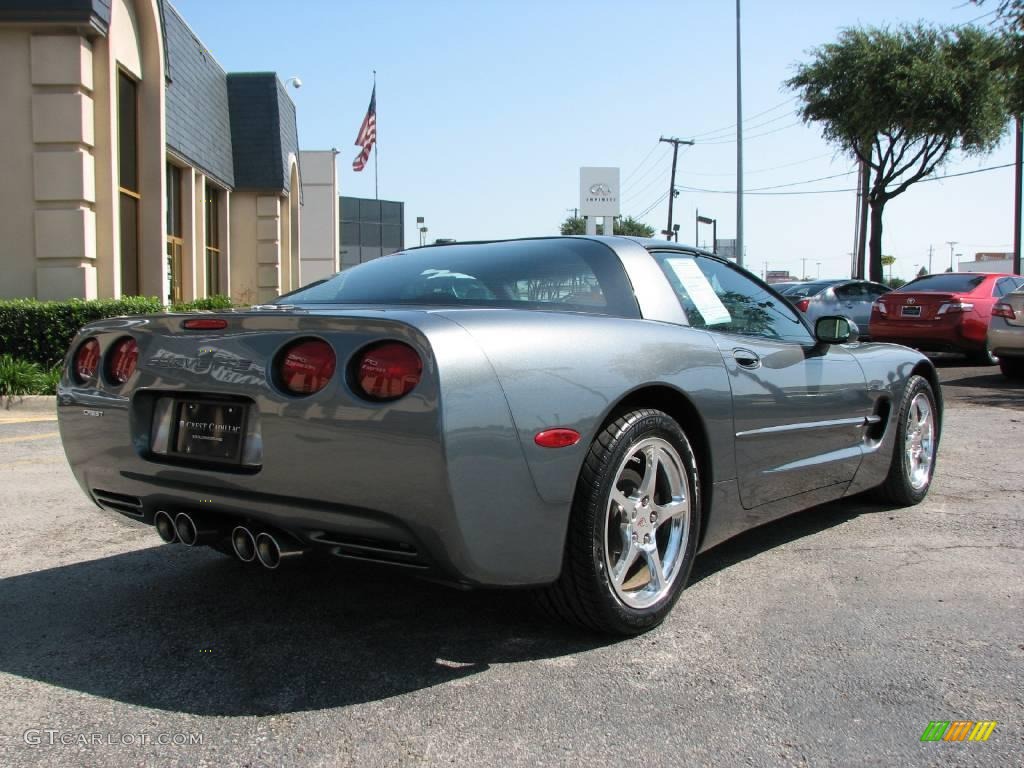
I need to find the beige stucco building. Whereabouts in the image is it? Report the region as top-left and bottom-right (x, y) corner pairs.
(0, 0), (303, 304)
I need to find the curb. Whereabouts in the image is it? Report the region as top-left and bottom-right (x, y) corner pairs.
(2, 395), (57, 414)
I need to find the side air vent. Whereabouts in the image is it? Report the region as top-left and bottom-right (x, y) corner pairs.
(309, 532), (427, 569)
(92, 489), (144, 517)
(865, 398), (891, 444)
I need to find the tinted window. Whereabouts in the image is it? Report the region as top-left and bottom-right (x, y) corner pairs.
(993, 277), (1022, 297)
(280, 239), (640, 317)
(653, 252), (813, 343)
(900, 274), (986, 293)
(782, 281), (834, 298)
(833, 283), (868, 300)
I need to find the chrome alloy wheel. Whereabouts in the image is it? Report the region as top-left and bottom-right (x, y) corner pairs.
(604, 437), (691, 609)
(904, 392), (936, 491)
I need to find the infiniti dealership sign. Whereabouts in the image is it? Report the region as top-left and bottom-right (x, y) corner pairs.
(580, 167), (620, 218)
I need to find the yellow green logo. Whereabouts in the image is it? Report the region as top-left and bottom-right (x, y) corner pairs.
(920, 721), (997, 742)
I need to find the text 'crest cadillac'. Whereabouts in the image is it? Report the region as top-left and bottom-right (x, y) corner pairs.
(57, 236), (942, 635)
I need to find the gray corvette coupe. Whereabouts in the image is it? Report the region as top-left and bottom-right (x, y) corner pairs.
(57, 236), (941, 635)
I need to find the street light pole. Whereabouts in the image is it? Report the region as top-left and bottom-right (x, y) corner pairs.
(735, 0), (744, 267)
(946, 241), (958, 272)
(816, 261), (821, 279)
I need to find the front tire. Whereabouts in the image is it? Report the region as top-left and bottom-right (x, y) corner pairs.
(537, 409), (701, 635)
(999, 357), (1024, 379)
(875, 375), (939, 506)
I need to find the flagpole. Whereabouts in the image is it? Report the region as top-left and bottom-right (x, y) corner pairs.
(372, 70), (378, 200)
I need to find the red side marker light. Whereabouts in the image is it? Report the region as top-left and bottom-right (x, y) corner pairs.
(182, 318), (227, 330)
(794, 299), (810, 313)
(534, 428), (581, 449)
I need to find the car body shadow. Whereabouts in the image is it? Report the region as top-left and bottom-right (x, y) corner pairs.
(0, 494), (886, 717)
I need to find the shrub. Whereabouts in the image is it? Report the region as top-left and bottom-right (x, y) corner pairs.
(0, 355), (46, 408)
(0, 295), (234, 368)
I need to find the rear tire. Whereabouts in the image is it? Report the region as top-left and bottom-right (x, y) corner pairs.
(999, 357), (1024, 379)
(537, 409), (701, 635)
(969, 342), (998, 366)
(875, 375), (939, 506)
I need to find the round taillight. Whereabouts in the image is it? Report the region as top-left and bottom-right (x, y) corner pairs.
(278, 339), (336, 395)
(107, 337), (138, 385)
(73, 338), (100, 384)
(355, 342), (422, 401)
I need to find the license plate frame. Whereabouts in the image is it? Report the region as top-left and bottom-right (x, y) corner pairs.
(901, 305), (922, 317)
(169, 399), (248, 464)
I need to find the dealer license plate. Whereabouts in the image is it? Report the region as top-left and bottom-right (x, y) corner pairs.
(901, 305), (921, 317)
(172, 400), (247, 462)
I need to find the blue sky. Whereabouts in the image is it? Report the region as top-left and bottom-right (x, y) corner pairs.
(174, 0), (1014, 281)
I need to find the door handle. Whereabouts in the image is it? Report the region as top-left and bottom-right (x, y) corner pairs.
(733, 348), (761, 369)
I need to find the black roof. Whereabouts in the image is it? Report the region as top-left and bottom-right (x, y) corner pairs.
(227, 73), (299, 192)
(161, 1), (234, 188)
(0, 0), (110, 33)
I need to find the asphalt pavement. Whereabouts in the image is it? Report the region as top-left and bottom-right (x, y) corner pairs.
(0, 361), (1021, 767)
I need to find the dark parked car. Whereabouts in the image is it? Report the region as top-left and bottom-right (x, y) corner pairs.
(869, 272), (1024, 364)
(57, 237), (942, 635)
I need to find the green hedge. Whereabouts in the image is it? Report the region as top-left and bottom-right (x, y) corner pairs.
(0, 295), (233, 368)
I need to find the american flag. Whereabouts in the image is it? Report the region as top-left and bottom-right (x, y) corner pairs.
(352, 86), (376, 172)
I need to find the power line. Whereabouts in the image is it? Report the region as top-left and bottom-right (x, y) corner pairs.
(698, 119), (806, 145)
(633, 190), (670, 220)
(621, 142), (664, 186)
(688, 110), (798, 144)
(686, 150), (838, 177)
(687, 96), (797, 140)
(676, 161), (1014, 196)
(621, 145), (672, 197)
(621, 148), (688, 203)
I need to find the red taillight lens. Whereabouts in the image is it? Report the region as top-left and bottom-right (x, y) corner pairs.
(794, 298), (810, 313)
(937, 301), (973, 315)
(73, 338), (100, 384)
(355, 342), (422, 401)
(278, 339), (336, 395)
(993, 302), (1016, 320)
(107, 337), (138, 385)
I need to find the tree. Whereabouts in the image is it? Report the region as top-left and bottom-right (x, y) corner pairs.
(788, 25), (1009, 282)
(917, 266), (928, 277)
(559, 215), (655, 237)
(881, 254), (896, 282)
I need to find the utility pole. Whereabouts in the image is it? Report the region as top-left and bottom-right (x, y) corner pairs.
(566, 208), (579, 219)
(763, 260), (768, 280)
(927, 244), (933, 275)
(735, 0), (744, 267)
(801, 257), (807, 280)
(660, 136), (694, 241)
(855, 157), (870, 279)
(946, 241), (958, 272)
(816, 261), (821, 279)
(1015, 116), (1022, 275)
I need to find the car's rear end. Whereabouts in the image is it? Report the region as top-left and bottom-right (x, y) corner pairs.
(56, 307), (563, 587)
(869, 273), (994, 357)
(989, 289), (1024, 377)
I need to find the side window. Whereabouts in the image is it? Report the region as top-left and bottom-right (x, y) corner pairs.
(653, 252), (814, 344)
(867, 284), (890, 299)
(994, 277), (1015, 297)
(834, 283), (867, 300)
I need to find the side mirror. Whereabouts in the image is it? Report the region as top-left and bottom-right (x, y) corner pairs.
(815, 315), (859, 344)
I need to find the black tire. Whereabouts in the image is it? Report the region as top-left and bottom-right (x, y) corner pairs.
(875, 375), (939, 506)
(969, 342), (998, 366)
(999, 357), (1024, 379)
(537, 409), (701, 636)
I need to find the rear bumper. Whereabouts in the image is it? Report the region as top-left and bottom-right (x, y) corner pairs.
(868, 318), (983, 353)
(988, 322), (1024, 359)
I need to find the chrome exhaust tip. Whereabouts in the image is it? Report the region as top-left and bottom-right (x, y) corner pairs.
(231, 526), (257, 562)
(173, 512), (220, 547)
(255, 531), (305, 569)
(154, 510), (178, 543)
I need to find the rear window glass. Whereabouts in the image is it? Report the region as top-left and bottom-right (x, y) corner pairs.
(899, 274), (986, 293)
(278, 238), (641, 318)
(782, 282), (833, 298)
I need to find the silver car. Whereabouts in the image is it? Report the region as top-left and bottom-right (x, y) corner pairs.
(782, 279), (891, 335)
(56, 237), (941, 635)
(989, 288), (1024, 379)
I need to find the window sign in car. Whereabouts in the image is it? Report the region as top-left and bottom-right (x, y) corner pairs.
(664, 257), (732, 325)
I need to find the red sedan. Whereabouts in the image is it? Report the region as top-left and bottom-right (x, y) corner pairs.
(869, 272), (1024, 364)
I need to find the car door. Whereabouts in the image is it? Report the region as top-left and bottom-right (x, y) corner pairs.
(651, 252), (872, 509)
(831, 281), (876, 329)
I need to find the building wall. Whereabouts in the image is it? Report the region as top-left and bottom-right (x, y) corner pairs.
(339, 196), (404, 270)
(958, 258), (1014, 274)
(298, 149), (338, 284)
(0, 28), (40, 299)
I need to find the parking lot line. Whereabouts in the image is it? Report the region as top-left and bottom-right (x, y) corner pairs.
(0, 432), (59, 444)
(0, 415), (58, 424)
